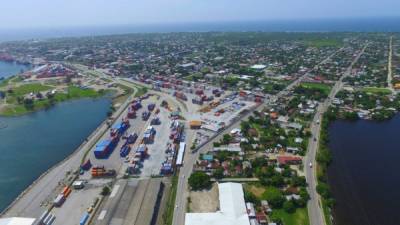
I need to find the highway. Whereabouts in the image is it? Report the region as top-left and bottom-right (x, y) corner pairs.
(305, 44), (368, 225)
(171, 48), (345, 225)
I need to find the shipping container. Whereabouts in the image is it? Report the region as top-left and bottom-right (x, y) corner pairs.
(94, 139), (117, 159)
(127, 108), (136, 118)
(147, 103), (156, 111)
(120, 145), (131, 157)
(127, 133), (138, 144)
(142, 111), (151, 121)
(79, 212), (89, 225)
(53, 194), (65, 207)
(173, 91), (187, 101)
(81, 159), (92, 171)
(150, 117), (161, 125)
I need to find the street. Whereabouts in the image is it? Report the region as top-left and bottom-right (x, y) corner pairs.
(305, 44), (368, 225)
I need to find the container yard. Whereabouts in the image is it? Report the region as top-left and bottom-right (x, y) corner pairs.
(47, 93), (169, 225)
(2, 75), (254, 225)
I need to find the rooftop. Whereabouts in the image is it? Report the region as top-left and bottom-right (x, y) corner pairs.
(185, 182), (250, 225)
(0, 217), (36, 225)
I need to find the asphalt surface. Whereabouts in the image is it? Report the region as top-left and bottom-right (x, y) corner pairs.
(305, 44), (368, 225)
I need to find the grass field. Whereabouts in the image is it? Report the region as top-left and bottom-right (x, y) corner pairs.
(300, 82), (332, 95)
(135, 86), (148, 97)
(361, 87), (392, 95)
(271, 208), (310, 225)
(11, 83), (52, 96)
(54, 86), (103, 101)
(163, 175), (178, 225)
(0, 85), (105, 116)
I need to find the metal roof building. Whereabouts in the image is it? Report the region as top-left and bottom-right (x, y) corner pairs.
(185, 182), (250, 225)
(0, 217), (36, 225)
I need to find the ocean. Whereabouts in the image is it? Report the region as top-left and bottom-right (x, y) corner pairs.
(1, 18), (400, 42)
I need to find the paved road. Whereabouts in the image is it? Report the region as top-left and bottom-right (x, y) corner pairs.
(305, 44), (368, 225)
(388, 36), (395, 93)
(172, 48), (345, 225)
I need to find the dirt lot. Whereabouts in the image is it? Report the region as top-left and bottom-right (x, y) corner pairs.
(189, 183), (219, 213)
(245, 184), (265, 198)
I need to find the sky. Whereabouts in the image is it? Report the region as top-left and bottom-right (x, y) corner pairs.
(1, 0), (400, 29)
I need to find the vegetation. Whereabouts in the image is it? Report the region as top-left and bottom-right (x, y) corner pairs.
(163, 176), (178, 225)
(361, 87), (392, 95)
(295, 82), (332, 100)
(188, 172), (211, 190)
(101, 186), (111, 196)
(0, 84), (106, 116)
(270, 208), (310, 225)
(307, 38), (342, 48)
(135, 86), (148, 97)
(316, 108), (337, 225)
(262, 187), (285, 208)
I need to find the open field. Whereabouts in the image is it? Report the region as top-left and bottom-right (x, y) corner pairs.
(189, 183), (219, 213)
(0, 83), (108, 116)
(271, 208), (310, 225)
(300, 82), (332, 95)
(361, 87), (393, 95)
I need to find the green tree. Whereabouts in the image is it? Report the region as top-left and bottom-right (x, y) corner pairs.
(316, 182), (331, 199)
(213, 168), (224, 180)
(23, 98), (34, 110)
(101, 186), (111, 196)
(222, 134), (233, 145)
(262, 187), (285, 208)
(188, 172), (211, 190)
(283, 200), (296, 213)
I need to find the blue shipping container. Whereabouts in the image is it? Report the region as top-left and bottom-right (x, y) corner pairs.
(80, 212), (89, 225)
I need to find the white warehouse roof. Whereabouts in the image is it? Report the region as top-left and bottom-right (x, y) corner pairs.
(0, 217), (36, 225)
(250, 64), (266, 70)
(185, 182), (250, 225)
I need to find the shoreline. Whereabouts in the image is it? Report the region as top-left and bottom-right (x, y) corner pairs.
(0, 89), (135, 217)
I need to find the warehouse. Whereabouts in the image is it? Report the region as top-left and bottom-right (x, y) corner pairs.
(0, 217), (36, 225)
(185, 183), (250, 225)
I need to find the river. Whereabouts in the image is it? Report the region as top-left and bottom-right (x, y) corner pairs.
(0, 98), (110, 212)
(327, 115), (400, 225)
(0, 61), (30, 79)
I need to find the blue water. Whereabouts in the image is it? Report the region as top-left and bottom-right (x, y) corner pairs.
(0, 61), (29, 79)
(1, 18), (400, 42)
(328, 115), (400, 225)
(0, 98), (110, 211)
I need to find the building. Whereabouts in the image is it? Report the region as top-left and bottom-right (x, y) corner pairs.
(190, 120), (202, 129)
(185, 183), (250, 225)
(277, 155), (302, 165)
(250, 64), (267, 71)
(0, 217), (36, 225)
